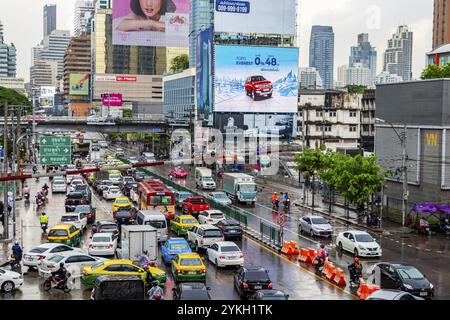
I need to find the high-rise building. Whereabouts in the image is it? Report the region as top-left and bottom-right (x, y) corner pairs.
(95, 0), (111, 9)
(30, 59), (58, 101)
(189, 0), (214, 68)
(433, 0), (450, 49)
(299, 67), (323, 90)
(309, 25), (334, 89)
(74, 0), (95, 36)
(0, 20), (17, 78)
(383, 25), (413, 81)
(346, 63), (371, 86)
(63, 34), (91, 100)
(337, 64), (348, 86)
(44, 4), (57, 37)
(349, 33), (377, 85)
(376, 71), (403, 84)
(32, 45), (44, 66)
(40, 30), (72, 77)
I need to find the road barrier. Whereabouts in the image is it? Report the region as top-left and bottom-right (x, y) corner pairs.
(333, 268), (347, 287)
(281, 241), (299, 256)
(298, 247), (313, 263)
(357, 280), (380, 300)
(322, 261), (336, 281)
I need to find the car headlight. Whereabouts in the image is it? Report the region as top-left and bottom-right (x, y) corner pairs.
(430, 283), (434, 289)
(358, 245), (367, 250)
(403, 284), (413, 290)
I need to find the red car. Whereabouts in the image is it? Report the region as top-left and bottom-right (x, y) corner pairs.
(182, 196), (211, 218)
(245, 75), (273, 101)
(169, 166), (188, 179)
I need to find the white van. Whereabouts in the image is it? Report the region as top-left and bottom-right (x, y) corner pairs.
(135, 210), (168, 242)
(195, 167), (216, 190)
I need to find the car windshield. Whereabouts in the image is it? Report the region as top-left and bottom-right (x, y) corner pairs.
(54, 180), (65, 185)
(203, 230), (222, 238)
(203, 177), (214, 181)
(48, 255), (65, 263)
(190, 198), (205, 204)
(109, 187), (120, 192)
(210, 213), (224, 219)
(182, 219), (197, 224)
(311, 218), (328, 225)
(75, 206), (90, 212)
(397, 267), (425, 280)
(90, 262), (104, 270)
(30, 247), (48, 253)
(355, 234), (375, 242)
(175, 167), (185, 172)
(182, 291), (210, 300)
(178, 193), (192, 200)
(116, 200), (129, 204)
(101, 224), (117, 231)
(245, 271), (270, 282)
(240, 184), (256, 193)
(93, 236), (111, 243)
(170, 243), (189, 251)
(48, 230), (68, 237)
(180, 258), (202, 266)
(129, 157), (137, 160)
(221, 246), (240, 253)
(251, 76), (265, 82)
(110, 174), (120, 179)
(213, 193), (228, 199)
(146, 221), (166, 229)
(61, 216), (78, 222)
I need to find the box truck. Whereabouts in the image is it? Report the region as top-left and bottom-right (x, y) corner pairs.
(117, 225), (158, 263)
(223, 173), (257, 206)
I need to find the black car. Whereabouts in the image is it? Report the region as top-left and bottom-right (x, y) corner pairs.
(95, 180), (113, 195)
(234, 266), (272, 299)
(74, 205), (96, 223)
(248, 289), (289, 300)
(114, 207), (136, 225)
(91, 276), (145, 300)
(73, 184), (92, 202)
(217, 218), (243, 240)
(65, 192), (89, 212)
(375, 262), (434, 298)
(92, 220), (120, 238)
(172, 283), (212, 300)
(133, 172), (145, 182)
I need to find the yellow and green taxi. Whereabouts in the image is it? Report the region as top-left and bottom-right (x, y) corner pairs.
(81, 259), (166, 287)
(171, 253), (206, 283)
(86, 173), (95, 185)
(170, 215), (199, 236)
(47, 224), (81, 247)
(112, 197), (132, 213)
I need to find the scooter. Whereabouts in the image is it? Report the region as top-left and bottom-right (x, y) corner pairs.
(36, 198), (45, 210)
(348, 269), (363, 288)
(314, 256), (325, 272)
(283, 199), (291, 214)
(41, 222), (48, 234)
(24, 193), (30, 205)
(43, 273), (72, 293)
(9, 254), (21, 273)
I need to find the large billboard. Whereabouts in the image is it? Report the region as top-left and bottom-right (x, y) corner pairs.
(214, 0), (296, 36)
(112, 0), (189, 47)
(196, 27), (214, 122)
(40, 86), (56, 98)
(215, 45), (299, 113)
(69, 73), (90, 96)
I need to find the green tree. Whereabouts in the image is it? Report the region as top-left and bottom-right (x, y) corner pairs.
(441, 63), (450, 78)
(345, 85), (367, 94)
(421, 64), (443, 79)
(123, 109), (132, 118)
(319, 150), (345, 213)
(170, 54), (189, 73)
(0, 87), (32, 114)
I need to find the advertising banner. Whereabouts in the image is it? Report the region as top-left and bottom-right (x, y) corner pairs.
(39, 97), (54, 107)
(69, 73), (90, 96)
(102, 93), (124, 106)
(214, 0), (296, 36)
(40, 86), (56, 98)
(112, 0), (189, 47)
(215, 45), (299, 113)
(196, 27), (214, 121)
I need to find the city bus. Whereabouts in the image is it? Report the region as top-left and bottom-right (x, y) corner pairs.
(137, 180), (175, 220)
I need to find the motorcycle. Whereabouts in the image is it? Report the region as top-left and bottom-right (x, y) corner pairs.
(43, 273), (72, 293)
(9, 254), (21, 272)
(272, 200), (280, 213)
(314, 256), (325, 272)
(36, 198), (45, 210)
(282, 199), (291, 214)
(41, 222), (48, 234)
(24, 193), (30, 205)
(348, 266), (363, 288)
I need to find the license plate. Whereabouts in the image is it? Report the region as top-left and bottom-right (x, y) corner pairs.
(420, 292), (428, 297)
(253, 285), (262, 290)
(187, 271), (196, 275)
(229, 230), (236, 233)
(228, 256), (237, 260)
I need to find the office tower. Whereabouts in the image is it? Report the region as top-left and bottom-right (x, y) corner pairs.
(63, 34), (91, 99)
(189, 0), (214, 68)
(383, 25), (413, 81)
(346, 63), (371, 86)
(44, 4), (57, 37)
(0, 20), (17, 78)
(337, 64), (348, 86)
(40, 30), (72, 77)
(74, 0), (95, 36)
(433, 0), (450, 49)
(309, 25), (334, 89)
(299, 67), (323, 90)
(349, 33), (377, 85)
(95, 0), (111, 9)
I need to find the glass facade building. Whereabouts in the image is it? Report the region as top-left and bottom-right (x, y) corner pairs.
(309, 25), (335, 90)
(164, 69), (196, 119)
(189, 0), (214, 68)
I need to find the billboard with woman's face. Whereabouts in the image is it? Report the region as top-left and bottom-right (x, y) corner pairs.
(112, 0), (190, 47)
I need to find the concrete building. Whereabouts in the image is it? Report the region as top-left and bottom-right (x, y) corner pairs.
(63, 34), (91, 100)
(433, 0), (450, 50)
(346, 63), (371, 87)
(383, 25), (413, 81)
(297, 89), (361, 151)
(0, 21), (17, 78)
(375, 79), (450, 222)
(337, 65), (348, 87)
(164, 68), (195, 119)
(299, 67), (323, 90)
(349, 33), (377, 85)
(40, 30), (72, 77)
(360, 89), (375, 152)
(309, 26), (334, 89)
(376, 71), (403, 84)
(427, 43), (450, 66)
(74, 0), (95, 36)
(0, 77), (25, 94)
(95, 0), (111, 9)
(189, 0), (214, 68)
(29, 60), (58, 101)
(43, 4), (57, 38)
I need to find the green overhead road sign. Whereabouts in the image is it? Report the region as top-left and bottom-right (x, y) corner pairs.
(39, 136), (72, 165)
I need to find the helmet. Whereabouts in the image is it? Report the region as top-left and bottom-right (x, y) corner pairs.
(14, 241), (19, 245)
(152, 281), (159, 287)
(320, 244), (325, 249)
(143, 250), (148, 255)
(354, 257), (360, 263)
(59, 262), (64, 268)
(42, 212), (46, 215)
(273, 192), (277, 195)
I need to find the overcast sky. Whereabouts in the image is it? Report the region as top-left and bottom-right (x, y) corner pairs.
(0, 0), (433, 81)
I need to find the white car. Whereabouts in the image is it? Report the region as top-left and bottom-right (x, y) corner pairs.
(99, 141), (108, 148)
(60, 212), (88, 233)
(115, 148), (125, 157)
(65, 166), (79, 184)
(336, 230), (382, 257)
(102, 186), (122, 200)
(38, 251), (105, 278)
(207, 241), (244, 268)
(23, 243), (83, 268)
(108, 173), (122, 184)
(208, 192), (232, 206)
(198, 210), (226, 225)
(0, 268), (23, 293)
(69, 178), (86, 192)
(187, 224), (224, 251)
(88, 232), (118, 256)
(52, 178), (67, 193)
(128, 156), (139, 165)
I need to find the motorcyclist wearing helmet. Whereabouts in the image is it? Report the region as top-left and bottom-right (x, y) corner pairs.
(51, 262), (68, 287)
(147, 281), (164, 300)
(348, 257), (363, 283)
(11, 241), (23, 269)
(40, 212), (49, 233)
(138, 250), (151, 268)
(271, 192), (278, 204)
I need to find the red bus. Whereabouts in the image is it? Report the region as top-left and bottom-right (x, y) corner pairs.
(138, 180), (175, 219)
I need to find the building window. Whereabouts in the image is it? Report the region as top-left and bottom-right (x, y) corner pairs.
(349, 125), (357, 132)
(324, 125), (332, 132)
(350, 111), (357, 117)
(329, 111), (336, 117)
(316, 125), (323, 132)
(316, 111), (323, 117)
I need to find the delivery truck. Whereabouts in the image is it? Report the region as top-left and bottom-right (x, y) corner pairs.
(223, 173), (257, 206)
(117, 225), (158, 263)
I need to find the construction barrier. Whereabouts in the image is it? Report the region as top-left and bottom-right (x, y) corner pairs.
(308, 248), (317, 264)
(357, 280), (380, 300)
(322, 261), (336, 281)
(298, 248), (312, 263)
(333, 268), (347, 286)
(281, 241), (300, 256)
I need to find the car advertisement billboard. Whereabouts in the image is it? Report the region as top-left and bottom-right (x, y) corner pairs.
(69, 73), (90, 96)
(112, 0), (189, 47)
(214, 0), (296, 36)
(215, 45), (298, 113)
(196, 27), (214, 122)
(102, 93), (124, 106)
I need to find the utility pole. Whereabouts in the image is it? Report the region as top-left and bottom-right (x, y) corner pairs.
(3, 102), (8, 239)
(380, 179), (385, 230)
(401, 124), (408, 227)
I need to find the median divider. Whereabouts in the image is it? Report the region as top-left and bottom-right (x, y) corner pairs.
(357, 280), (380, 300)
(298, 247), (312, 263)
(322, 261), (336, 281)
(281, 241), (299, 256)
(333, 268), (347, 287)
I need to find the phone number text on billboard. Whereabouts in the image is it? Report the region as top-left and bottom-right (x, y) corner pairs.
(216, 0), (250, 14)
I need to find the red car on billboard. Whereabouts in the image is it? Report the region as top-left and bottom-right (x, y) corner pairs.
(169, 166), (188, 179)
(245, 75), (273, 101)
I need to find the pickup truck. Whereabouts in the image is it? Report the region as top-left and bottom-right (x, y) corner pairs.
(181, 196), (211, 219)
(65, 192), (90, 212)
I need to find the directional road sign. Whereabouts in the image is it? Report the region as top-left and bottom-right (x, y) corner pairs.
(39, 136), (72, 165)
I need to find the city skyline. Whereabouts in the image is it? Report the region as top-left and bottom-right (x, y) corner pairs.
(0, 0), (434, 81)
